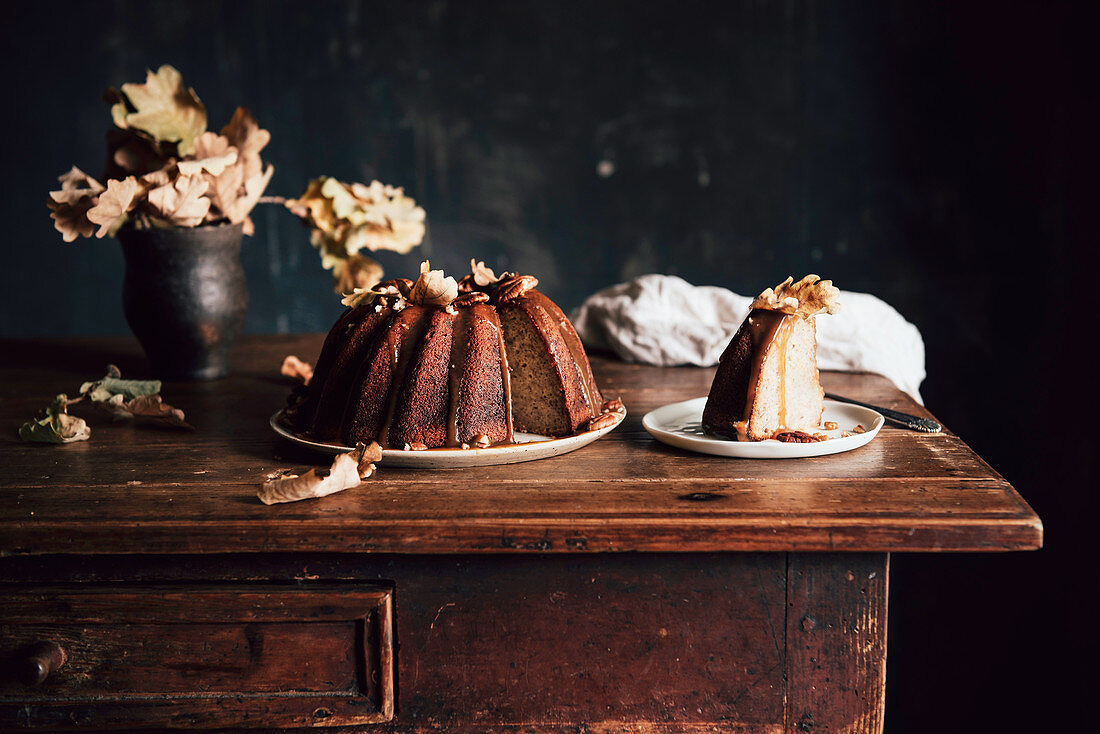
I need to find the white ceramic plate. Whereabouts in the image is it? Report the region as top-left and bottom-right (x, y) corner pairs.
(270, 407), (626, 468)
(642, 397), (883, 459)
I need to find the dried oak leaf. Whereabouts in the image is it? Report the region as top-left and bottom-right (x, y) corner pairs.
(79, 367), (191, 429)
(334, 253), (385, 295)
(18, 395), (91, 444)
(110, 65), (207, 156)
(257, 441), (382, 505)
(344, 180), (426, 255)
(79, 368), (160, 402)
(220, 107), (270, 180)
(409, 260), (458, 307)
(105, 393), (193, 429)
(470, 259), (503, 287)
(145, 174), (211, 227)
(281, 355), (314, 385)
(231, 165), (274, 233)
(47, 167), (105, 242)
(106, 128), (169, 179)
(204, 160), (244, 221)
(86, 177), (141, 238)
(178, 132), (238, 177)
(286, 176), (426, 258)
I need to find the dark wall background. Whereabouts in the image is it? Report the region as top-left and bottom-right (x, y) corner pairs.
(3, 1), (1094, 731)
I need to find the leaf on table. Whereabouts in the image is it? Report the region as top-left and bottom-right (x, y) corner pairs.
(47, 167), (106, 242)
(145, 174), (211, 227)
(257, 442), (381, 505)
(18, 395), (91, 444)
(80, 368), (162, 403)
(110, 65), (207, 156)
(221, 107), (270, 180)
(86, 177), (141, 237)
(102, 393), (193, 429)
(78, 366), (191, 429)
(281, 355), (314, 385)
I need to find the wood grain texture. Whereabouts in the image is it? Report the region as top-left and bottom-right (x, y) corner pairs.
(785, 554), (888, 734)
(2, 554), (885, 733)
(0, 336), (1041, 555)
(0, 584), (394, 729)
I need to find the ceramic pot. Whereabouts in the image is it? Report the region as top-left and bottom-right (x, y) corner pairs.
(118, 223), (248, 380)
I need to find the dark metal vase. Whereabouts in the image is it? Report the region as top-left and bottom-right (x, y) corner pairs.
(118, 223), (248, 381)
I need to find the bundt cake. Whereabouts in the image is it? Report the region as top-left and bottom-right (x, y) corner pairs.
(702, 275), (840, 441)
(286, 260), (613, 449)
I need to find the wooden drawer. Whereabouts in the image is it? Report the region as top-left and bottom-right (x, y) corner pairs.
(0, 584), (393, 730)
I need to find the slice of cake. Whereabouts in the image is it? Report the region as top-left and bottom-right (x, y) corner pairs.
(702, 275), (840, 441)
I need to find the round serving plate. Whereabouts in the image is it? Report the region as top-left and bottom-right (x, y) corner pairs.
(270, 407), (626, 468)
(642, 397), (883, 459)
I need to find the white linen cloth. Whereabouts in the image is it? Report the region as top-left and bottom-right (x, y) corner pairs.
(570, 274), (926, 403)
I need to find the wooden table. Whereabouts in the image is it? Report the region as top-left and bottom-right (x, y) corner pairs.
(0, 336), (1042, 733)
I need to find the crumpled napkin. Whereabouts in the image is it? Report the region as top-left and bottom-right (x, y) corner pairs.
(570, 274), (926, 403)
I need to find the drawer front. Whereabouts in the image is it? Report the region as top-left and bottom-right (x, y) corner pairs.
(0, 584), (393, 730)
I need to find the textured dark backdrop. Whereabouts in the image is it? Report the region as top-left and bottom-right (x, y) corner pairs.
(3, 1), (1094, 731)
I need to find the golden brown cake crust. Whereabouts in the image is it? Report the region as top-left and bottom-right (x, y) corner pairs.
(289, 264), (604, 449)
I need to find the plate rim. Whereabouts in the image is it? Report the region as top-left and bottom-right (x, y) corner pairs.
(641, 397), (883, 459)
(269, 405), (627, 466)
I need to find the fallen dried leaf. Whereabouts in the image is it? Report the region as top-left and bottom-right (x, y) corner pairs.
(281, 355), (314, 385)
(102, 393), (193, 429)
(79, 366), (191, 429)
(18, 395), (91, 444)
(257, 442), (381, 505)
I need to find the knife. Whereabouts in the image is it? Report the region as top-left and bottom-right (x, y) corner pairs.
(824, 393), (942, 433)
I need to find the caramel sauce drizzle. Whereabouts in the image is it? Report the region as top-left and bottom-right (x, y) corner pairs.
(734, 309), (791, 441)
(378, 307), (432, 448)
(445, 307), (473, 448)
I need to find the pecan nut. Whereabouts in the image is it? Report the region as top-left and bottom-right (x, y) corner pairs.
(377, 278), (414, 298)
(586, 413), (619, 431)
(494, 274), (539, 302)
(602, 398), (625, 414)
(453, 291), (491, 307)
(774, 430), (824, 443)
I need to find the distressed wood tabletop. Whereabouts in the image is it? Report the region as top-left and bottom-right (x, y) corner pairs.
(0, 335), (1042, 556)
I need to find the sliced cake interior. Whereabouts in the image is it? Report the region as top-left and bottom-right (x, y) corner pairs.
(702, 275), (840, 441)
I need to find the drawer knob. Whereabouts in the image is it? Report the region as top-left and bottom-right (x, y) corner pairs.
(18, 641), (67, 686)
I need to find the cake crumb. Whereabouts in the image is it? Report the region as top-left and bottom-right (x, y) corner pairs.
(823, 421), (839, 430)
(853, 424), (866, 434)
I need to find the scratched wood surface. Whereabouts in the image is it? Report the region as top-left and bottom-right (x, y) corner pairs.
(0, 336), (1041, 555)
(0, 584), (393, 729)
(0, 553), (886, 733)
